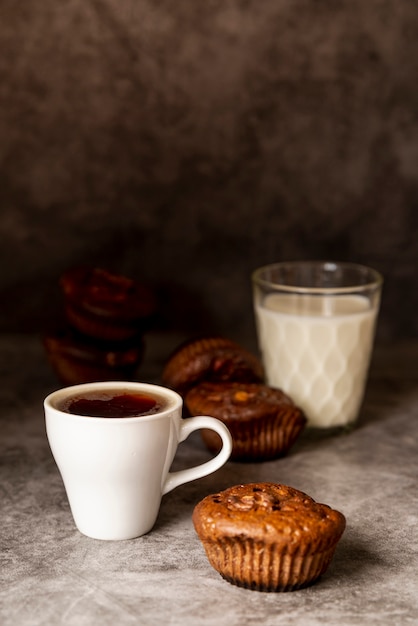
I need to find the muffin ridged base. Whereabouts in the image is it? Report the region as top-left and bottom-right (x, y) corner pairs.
(202, 537), (338, 592)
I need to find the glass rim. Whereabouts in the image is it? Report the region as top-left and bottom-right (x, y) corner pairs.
(252, 261), (383, 295)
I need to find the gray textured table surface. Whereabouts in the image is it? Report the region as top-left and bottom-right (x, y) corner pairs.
(1, 333), (418, 626)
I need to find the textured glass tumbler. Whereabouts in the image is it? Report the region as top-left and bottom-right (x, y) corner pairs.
(252, 261), (383, 429)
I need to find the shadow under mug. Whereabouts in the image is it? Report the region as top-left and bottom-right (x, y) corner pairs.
(44, 381), (233, 540)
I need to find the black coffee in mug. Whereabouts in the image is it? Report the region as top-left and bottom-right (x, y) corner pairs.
(58, 389), (168, 418)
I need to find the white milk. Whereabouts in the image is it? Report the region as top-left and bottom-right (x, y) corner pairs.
(255, 293), (378, 428)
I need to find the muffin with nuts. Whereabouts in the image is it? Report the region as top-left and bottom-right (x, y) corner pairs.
(193, 482), (346, 592)
(185, 381), (306, 462)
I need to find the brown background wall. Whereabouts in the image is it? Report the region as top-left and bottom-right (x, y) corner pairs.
(1, 1), (417, 345)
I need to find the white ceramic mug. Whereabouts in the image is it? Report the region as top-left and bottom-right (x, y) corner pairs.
(44, 381), (232, 540)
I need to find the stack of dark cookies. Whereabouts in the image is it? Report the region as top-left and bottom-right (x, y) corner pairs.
(43, 266), (157, 385)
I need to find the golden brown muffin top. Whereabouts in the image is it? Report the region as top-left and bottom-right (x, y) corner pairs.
(193, 483), (346, 554)
(185, 381), (303, 423)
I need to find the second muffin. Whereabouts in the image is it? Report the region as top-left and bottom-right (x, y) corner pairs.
(185, 381), (306, 462)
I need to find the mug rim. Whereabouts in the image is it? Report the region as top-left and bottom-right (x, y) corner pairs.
(44, 381), (183, 422)
(252, 260), (383, 295)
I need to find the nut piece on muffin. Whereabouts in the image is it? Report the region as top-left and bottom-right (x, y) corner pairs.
(185, 381), (306, 462)
(193, 482), (346, 592)
(161, 336), (264, 396)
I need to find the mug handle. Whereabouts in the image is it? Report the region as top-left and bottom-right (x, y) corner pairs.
(162, 416), (232, 495)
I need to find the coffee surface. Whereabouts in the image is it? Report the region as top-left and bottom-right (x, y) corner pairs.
(59, 389), (167, 418)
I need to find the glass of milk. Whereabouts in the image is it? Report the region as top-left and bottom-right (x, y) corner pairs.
(252, 261), (383, 429)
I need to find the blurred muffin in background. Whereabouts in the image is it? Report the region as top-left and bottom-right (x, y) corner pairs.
(162, 336), (264, 396)
(43, 266), (156, 385)
(43, 326), (145, 385)
(59, 266), (156, 342)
